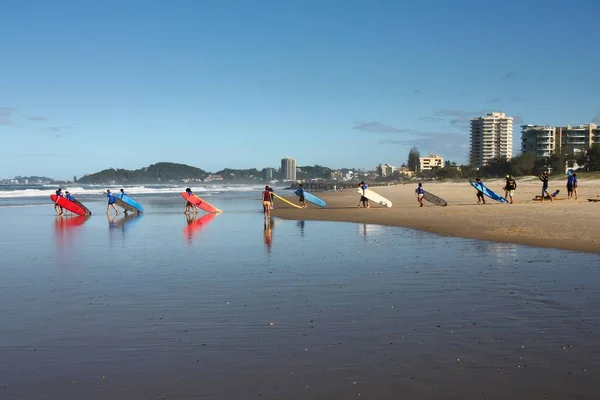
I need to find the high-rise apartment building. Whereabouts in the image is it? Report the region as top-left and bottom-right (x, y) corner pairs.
(377, 163), (396, 178)
(470, 112), (514, 168)
(419, 154), (444, 171)
(262, 168), (274, 181)
(280, 157), (297, 182)
(521, 123), (599, 157)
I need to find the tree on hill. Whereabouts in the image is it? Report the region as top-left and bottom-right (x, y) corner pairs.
(407, 147), (420, 172)
(78, 162), (208, 184)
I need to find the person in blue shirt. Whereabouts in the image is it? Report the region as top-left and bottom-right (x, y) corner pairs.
(297, 184), (307, 208)
(185, 187), (198, 214)
(566, 173), (575, 199)
(357, 181), (369, 208)
(572, 174), (579, 200)
(119, 188), (126, 197)
(54, 187), (64, 216)
(415, 183), (425, 207)
(106, 189), (119, 215)
(65, 191), (75, 202)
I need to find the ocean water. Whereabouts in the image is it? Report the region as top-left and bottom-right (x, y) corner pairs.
(1, 188), (600, 399)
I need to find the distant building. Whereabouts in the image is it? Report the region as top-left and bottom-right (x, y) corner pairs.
(204, 174), (223, 182)
(521, 123), (599, 157)
(419, 154), (444, 171)
(262, 168), (274, 181)
(470, 112), (514, 168)
(281, 157), (297, 181)
(378, 163), (396, 178)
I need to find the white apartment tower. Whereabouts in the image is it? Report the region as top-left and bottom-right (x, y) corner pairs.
(280, 157), (297, 182)
(470, 112), (514, 168)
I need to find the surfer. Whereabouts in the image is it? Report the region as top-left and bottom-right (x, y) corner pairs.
(106, 189), (119, 215)
(538, 172), (553, 203)
(54, 188), (64, 216)
(503, 175), (517, 204)
(535, 189), (560, 200)
(357, 181), (369, 208)
(570, 174), (579, 200)
(262, 186), (273, 217)
(415, 183), (425, 207)
(474, 178), (485, 204)
(297, 184), (307, 208)
(185, 188), (198, 214)
(268, 186), (275, 209)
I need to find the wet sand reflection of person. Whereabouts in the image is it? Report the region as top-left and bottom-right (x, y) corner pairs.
(264, 217), (274, 253)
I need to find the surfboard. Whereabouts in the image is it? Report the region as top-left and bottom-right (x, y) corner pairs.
(116, 193), (144, 213)
(356, 188), (392, 207)
(469, 181), (507, 203)
(180, 192), (223, 213)
(588, 198), (600, 202)
(50, 194), (87, 216)
(423, 191), (447, 206)
(271, 193), (302, 209)
(71, 199), (92, 215)
(295, 189), (327, 207)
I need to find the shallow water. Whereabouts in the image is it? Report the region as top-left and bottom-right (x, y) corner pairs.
(1, 193), (599, 399)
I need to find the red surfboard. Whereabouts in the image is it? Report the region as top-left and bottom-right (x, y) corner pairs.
(180, 192), (222, 213)
(50, 194), (87, 216)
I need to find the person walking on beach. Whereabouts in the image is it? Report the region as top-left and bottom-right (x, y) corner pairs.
(503, 175), (517, 204)
(572, 174), (579, 200)
(357, 181), (369, 208)
(415, 183), (425, 207)
(106, 189), (119, 215)
(268, 186), (275, 209)
(185, 187), (198, 214)
(262, 186), (273, 217)
(297, 184), (307, 208)
(538, 172), (553, 203)
(474, 178), (485, 204)
(54, 187), (64, 215)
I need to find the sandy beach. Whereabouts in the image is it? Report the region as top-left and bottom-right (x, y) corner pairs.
(273, 178), (600, 254)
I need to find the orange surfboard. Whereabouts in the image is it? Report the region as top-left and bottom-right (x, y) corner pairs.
(180, 192), (222, 213)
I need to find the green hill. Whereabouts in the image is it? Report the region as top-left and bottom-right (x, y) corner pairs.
(78, 162), (208, 184)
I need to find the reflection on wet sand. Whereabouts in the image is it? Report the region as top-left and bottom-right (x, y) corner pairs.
(184, 213), (218, 243)
(107, 212), (142, 230)
(53, 215), (90, 261)
(297, 220), (305, 237)
(264, 217), (274, 253)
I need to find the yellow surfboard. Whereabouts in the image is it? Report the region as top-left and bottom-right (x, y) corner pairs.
(271, 193), (303, 209)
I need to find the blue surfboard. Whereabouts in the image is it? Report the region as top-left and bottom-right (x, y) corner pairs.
(294, 189), (327, 207)
(470, 181), (506, 203)
(116, 193), (144, 213)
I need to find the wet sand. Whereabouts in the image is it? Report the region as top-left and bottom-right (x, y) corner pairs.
(273, 178), (600, 254)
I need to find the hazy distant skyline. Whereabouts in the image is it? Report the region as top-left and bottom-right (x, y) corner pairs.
(1, 0), (599, 179)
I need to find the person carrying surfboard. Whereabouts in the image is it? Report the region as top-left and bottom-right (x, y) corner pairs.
(262, 186), (273, 217)
(415, 183), (425, 207)
(357, 181), (369, 208)
(184, 188), (198, 214)
(268, 186), (275, 209)
(106, 189), (119, 215)
(572, 174), (579, 200)
(474, 178), (486, 204)
(297, 184), (307, 208)
(54, 188), (64, 216)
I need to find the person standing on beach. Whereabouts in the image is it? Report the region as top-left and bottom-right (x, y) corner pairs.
(566, 173), (575, 199)
(415, 183), (425, 207)
(54, 187), (64, 215)
(357, 181), (369, 208)
(503, 175), (517, 204)
(297, 184), (307, 208)
(572, 174), (578, 200)
(474, 178), (485, 204)
(262, 186), (273, 217)
(106, 189), (119, 215)
(538, 172), (553, 203)
(185, 187), (198, 214)
(268, 186), (275, 209)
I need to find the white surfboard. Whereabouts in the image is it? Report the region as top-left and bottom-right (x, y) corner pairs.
(356, 188), (393, 207)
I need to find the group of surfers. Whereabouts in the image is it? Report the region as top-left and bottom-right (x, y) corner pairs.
(53, 187), (131, 216)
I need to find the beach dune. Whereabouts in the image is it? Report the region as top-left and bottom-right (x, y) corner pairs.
(273, 179), (600, 254)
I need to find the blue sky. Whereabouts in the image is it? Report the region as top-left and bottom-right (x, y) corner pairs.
(1, 0), (599, 179)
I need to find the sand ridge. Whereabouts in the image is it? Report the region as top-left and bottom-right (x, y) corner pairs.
(272, 179), (600, 254)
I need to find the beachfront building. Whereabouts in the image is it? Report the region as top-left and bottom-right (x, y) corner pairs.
(521, 123), (599, 157)
(280, 157), (297, 182)
(470, 112), (514, 168)
(377, 163), (396, 178)
(521, 125), (557, 158)
(262, 168), (274, 181)
(419, 154), (444, 171)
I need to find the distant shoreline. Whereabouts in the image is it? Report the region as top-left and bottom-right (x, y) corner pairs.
(272, 181), (600, 255)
